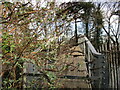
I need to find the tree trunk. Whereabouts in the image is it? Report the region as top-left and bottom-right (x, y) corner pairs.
(85, 22), (89, 38)
(75, 18), (78, 44)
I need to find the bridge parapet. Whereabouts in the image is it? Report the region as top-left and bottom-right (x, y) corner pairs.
(78, 35), (109, 88)
(21, 35), (109, 88)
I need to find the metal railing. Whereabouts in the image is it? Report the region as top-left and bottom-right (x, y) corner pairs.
(99, 43), (120, 89)
(78, 35), (109, 88)
(23, 35), (109, 88)
(0, 35), (110, 89)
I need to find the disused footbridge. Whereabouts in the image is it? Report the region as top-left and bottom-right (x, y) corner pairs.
(22, 35), (110, 89)
(1, 35), (119, 89)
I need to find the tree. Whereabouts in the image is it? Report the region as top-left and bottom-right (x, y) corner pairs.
(101, 2), (119, 47)
(92, 3), (104, 50)
(58, 2), (94, 44)
(1, 1), (73, 89)
(99, 2), (120, 88)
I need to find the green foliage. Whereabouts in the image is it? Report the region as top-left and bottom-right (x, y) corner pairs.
(1, 1), (71, 89)
(1, 1), (107, 89)
(91, 3), (104, 49)
(2, 32), (15, 54)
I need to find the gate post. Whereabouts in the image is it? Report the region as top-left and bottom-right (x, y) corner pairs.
(90, 54), (109, 88)
(100, 55), (109, 88)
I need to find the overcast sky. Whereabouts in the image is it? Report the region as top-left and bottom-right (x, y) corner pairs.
(4, 0), (120, 42)
(7, 0), (119, 3)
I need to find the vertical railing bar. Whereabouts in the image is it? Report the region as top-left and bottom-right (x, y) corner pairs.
(114, 43), (119, 89)
(112, 43), (116, 88)
(111, 43), (115, 88)
(105, 43), (110, 88)
(110, 43), (113, 88)
(118, 45), (120, 88)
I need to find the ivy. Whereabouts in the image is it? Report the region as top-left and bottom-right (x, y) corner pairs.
(1, 1), (73, 89)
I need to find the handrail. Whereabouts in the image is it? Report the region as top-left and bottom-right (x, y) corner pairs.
(78, 35), (101, 55)
(84, 37), (101, 55)
(78, 35), (109, 88)
(22, 34), (109, 88)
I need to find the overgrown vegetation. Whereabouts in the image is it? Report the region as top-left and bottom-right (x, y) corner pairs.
(0, 1), (119, 89)
(1, 2), (73, 89)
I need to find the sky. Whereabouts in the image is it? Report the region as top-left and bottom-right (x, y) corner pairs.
(6, 0), (120, 3)
(1, 0), (120, 42)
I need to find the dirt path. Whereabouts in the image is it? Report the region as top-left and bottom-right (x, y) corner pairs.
(58, 46), (91, 88)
